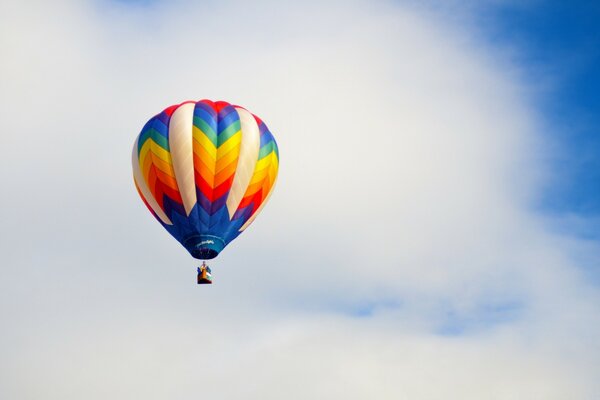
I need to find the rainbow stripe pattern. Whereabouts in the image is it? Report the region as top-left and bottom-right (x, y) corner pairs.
(132, 100), (279, 259)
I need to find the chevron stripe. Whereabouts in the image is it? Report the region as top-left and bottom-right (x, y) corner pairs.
(239, 174), (277, 232)
(225, 107), (261, 218)
(192, 101), (241, 221)
(232, 120), (279, 231)
(215, 160), (238, 186)
(136, 113), (184, 219)
(132, 137), (172, 225)
(132, 99), (279, 260)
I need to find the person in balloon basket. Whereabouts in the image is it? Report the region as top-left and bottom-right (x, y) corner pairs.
(197, 261), (212, 284)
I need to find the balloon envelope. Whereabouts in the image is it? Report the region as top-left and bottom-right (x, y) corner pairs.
(132, 100), (279, 259)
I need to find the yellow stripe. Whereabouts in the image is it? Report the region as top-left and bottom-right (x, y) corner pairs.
(193, 141), (216, 174)
(251, 160), (270, 176)
(217, 131), (241, 154)
(138, 140), (152, 168)
(247, 153), (275, 185)
(193, 126), (217, 159)
(150, 142), (172, 164)
(139, 139), (173, 165)
(250, 167), (269, 184)
(242, 160), (277, 203)
(265, 159), (278, 180)
(215, 147), (239, 173)
(240, 152), (278, 199)
(196, 157), (215, 186)
(149, 153), (177, 178)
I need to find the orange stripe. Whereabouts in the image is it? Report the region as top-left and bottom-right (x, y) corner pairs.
(193, 139), (216, 171)
(150, 153), (177, 179)
(260, 181), (273, 202)
(215, 147), (239, 173)
(147, 167), (160, 208)
(193, 153), (215, 187)
(245, 181), (264, 197)
(155, 167), (180, 192)
(142, 151), (153, 182)
(214, 160), (238, 186)
(262, 168), (277, 189)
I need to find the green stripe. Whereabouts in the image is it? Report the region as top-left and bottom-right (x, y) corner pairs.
(194, 117), (218, 146)
(137, 130), (151, 154)
(258, 142), (274, 159)
(149, 128), (169, 150)
(218, 120), (241, 146)
(138, 128), (169, 155)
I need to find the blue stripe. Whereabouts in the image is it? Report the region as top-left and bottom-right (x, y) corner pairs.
(196, 101), (217, 118)
(217, 105), (240, 137)
(151, 113), (169, 138)
(193, 104), (218, 138)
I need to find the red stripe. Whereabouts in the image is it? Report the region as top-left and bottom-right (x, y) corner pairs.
(213, 175), (234, 200)
(154, 169), (183, 204)
(195, 170), (214, 201)
(214, 100), (231, 112)
(199, 99), (216, 111)
(147, 167), (160, 207)
(163, 104), (179, 117)
(237, 194), (254, 209)
(148, 165), (184, 209)
(161, 183), (183, 204)
(250, 190), (263, 214)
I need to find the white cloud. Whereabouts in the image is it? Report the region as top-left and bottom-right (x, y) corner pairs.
(1, 0), (599, 398)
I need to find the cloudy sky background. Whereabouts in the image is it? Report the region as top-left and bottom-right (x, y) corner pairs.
(1, 0), (599, 398)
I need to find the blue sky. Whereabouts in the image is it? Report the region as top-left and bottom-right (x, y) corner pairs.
(478, 1), (600, 216)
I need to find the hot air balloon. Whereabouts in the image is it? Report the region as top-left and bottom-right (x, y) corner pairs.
(132, 100), (279, 284)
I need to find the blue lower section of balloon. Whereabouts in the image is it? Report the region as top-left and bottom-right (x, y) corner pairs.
(158, 203), (246, 260)
(183, 234), (225, 259)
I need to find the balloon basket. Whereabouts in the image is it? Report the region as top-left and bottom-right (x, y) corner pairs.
(197, 266), (213, 285)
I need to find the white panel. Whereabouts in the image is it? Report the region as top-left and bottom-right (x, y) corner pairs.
(131, 138), (173, 225)
(226, 107), (261, 218)
(168, 102), (197, 216)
